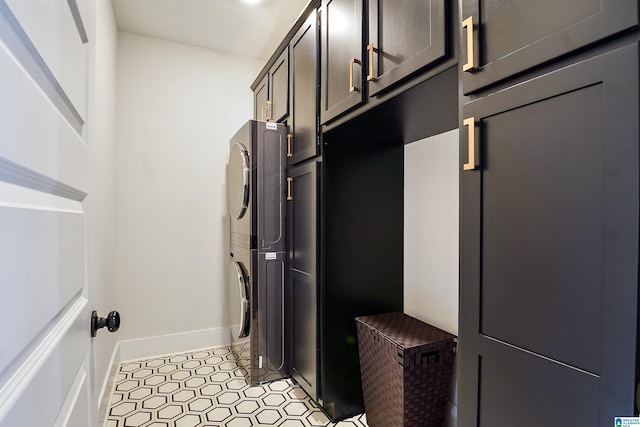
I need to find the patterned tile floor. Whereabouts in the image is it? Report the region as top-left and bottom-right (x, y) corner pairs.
(105, 343), (368, 427)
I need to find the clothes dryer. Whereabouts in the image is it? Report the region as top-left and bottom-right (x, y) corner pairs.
(226, 120), (288, 384)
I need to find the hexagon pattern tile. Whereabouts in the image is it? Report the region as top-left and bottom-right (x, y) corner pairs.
(107, 343), (368, 427)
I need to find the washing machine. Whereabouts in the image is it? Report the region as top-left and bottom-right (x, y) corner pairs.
(226, 120), (288, 384)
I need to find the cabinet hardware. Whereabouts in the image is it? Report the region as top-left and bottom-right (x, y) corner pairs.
(287, 177), (293, 200)
(267, 100), (273, 121)
(261, 105), (267, 121)
(463, 117), (477, 170)
(462, 16), (475, 72)
(287, 134), (293, 157)
(367, 44), (377, 82)
(350, 58), (361, 92)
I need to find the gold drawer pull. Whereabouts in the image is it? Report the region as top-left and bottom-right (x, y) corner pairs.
(287, 177), (293, 201)
(462, 16), (475, 72)
(463, 117), (477, 171)
(350, 58), (361, 92)
(367, 44), (377, 82)
(287, 134), (293, 158)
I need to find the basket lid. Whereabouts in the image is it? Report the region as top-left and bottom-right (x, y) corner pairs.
(356, 312), (456, 349)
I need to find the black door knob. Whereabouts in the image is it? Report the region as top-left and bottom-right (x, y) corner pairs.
(91, 310), (120, 337)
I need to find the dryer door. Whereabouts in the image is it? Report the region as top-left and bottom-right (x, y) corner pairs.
(227, 142), (250, 220)
(228, 261), (250, 339)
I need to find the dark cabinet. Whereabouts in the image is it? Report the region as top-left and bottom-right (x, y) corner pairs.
(289, 10), (319, 164)
(253, 49), (289, 122)
(320, 137), (404, 421)
(287, 160), (320, 401)
(268, 48), (289, 122)
(320, 0), (365, 124)
(253, 75), (268, 121)
(367, 0), (447, 96)
(458, 44), (639, 426)
(460, 0), (638, 94)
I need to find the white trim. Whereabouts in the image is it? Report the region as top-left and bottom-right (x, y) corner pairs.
(118, 327), (231, 362)
(0, 181), (84, 213)
(96, 341), (120, 427)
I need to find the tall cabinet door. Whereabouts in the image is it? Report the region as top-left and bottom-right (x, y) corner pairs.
(320, 0), (364, 124)
(460, 0), (638, 94)
(287, 161), (320, 400)
(367, 0), (447, 96)
(458, 44), (639, 427)
(289, 10), (319, 165)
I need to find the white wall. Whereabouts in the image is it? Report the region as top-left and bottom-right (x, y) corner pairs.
(403, 129), (459, 335)
(115, 32), (264, 345)
(86, 0), (118, 422)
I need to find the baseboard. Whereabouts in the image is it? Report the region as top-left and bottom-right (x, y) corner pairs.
(97, 341), (120, 427)
(118, 327), (230, 362)
(96, 326), (230, 426)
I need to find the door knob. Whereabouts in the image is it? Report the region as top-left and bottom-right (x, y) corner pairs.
(91, 310), (120, 337)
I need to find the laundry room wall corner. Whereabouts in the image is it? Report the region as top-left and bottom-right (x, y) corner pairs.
(115, 32), (264, 345)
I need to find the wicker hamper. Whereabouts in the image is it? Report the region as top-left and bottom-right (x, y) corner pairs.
(355, 312), (456, 427)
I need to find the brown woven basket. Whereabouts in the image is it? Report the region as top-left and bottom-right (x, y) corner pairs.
(356, 312), (456, 427)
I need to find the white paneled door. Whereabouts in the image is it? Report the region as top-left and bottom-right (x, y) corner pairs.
(0, 0), (93, 426)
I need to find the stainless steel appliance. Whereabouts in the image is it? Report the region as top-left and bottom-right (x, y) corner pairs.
(226, 120), (287, 384)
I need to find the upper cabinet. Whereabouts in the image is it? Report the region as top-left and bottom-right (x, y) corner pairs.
(367, 0), (448, 97)
(320, 0), (365, 125)
(269, 48), (289, 122)
(289, 9), (319, 165)
(460, 0), (639, 95)
(254, 48), (289, 122)
(254, 75), (269, 121)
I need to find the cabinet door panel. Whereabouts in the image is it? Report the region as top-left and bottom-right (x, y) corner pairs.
(288, 161), (320, 400)
(269, 48), (289, 122)
(254, 75), (268, 121)
(290, 11), (319, 164)
(461, 0), (638, 94)
(459, 44), (639, 426)
(321, 0), (364, 124)
(368, 0), (447, 96)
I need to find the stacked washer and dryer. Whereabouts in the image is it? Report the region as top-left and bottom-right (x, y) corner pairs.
(226, 120), (288, 384)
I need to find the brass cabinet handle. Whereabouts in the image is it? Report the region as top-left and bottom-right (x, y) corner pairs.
(350, 58), (361, 92)
(261, 105), (267, 121)
(462, 16), (475, 72)
(463, 117), (477, 170)
(287, 177), (293, 201)
(367, 44), (377, 82)
(287, 134), (293, 157)
(267, 100), (273, 121)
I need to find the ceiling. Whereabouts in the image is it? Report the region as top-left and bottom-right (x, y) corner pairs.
(111, 0), (311, 61)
